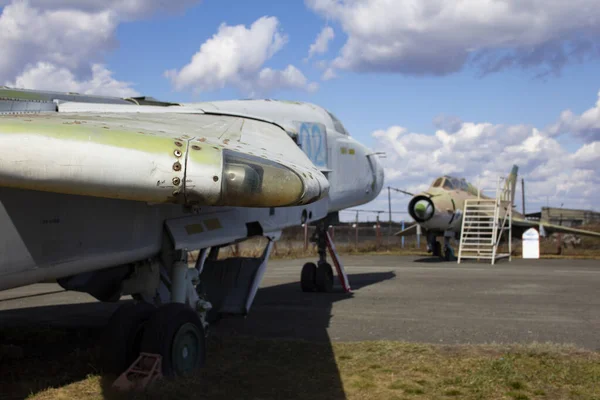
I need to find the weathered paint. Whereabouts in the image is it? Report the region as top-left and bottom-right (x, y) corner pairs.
(0, 91), (383, 295)
(0, 109), (331, 207)
(297, 122), (328, 168)
(0, 118), (179, 155)
(0, 89), (48, 101)
(404, 166), (600, 240)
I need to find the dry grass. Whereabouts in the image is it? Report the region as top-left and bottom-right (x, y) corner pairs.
(186, 234), (600, 263)
(9, 332), (599, 400)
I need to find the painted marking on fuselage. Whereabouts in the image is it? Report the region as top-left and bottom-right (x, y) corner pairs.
(298, 122), (327, 168)
(185, 224), (204, 235)
(184, 217), (222, 235)
(204, 217), (222, 231)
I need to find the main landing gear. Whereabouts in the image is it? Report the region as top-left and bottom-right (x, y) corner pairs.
(101, 233), (276, 381)
(300, 221), (351, 293)
(427, 232), (456, 261)
(101, 249), (211, 378)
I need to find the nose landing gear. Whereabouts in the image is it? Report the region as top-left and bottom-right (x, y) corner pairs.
(427, 231), (457, 262)
(300, 220), (351, 293)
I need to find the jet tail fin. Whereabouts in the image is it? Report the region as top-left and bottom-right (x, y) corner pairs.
(503, 165), (519, 204)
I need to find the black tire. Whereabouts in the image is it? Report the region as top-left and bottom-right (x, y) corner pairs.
(433, 241), (442, 257)
(139, 303), (206, 377)
(100, 301), (156, 375)
(301, 262), (317, 292)
(444, 247), (454, 261)
(316, 262), (334, 293)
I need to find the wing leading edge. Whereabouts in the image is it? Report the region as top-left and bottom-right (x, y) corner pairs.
(512, 217), (600, 238)
(0, 106), (329, 208)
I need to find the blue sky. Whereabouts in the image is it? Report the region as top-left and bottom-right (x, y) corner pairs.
(104, 0), (599, 151)
(1, 0), (599, 221)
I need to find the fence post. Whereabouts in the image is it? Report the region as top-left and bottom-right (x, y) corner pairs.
(401, 220), (405, 248)
(303, 223), (308, 251)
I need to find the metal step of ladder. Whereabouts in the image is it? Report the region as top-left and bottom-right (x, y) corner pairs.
(457, 176), (513, 265)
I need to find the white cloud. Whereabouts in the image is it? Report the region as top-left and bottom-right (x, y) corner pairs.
(370, 92), (600, 215)
(0, 0), (199, 95)
(306, 0), (600, 77)
(6, 62), (139, 97)
(165, 16), (317, 96)
(0, 0), (199, 20)
(546, 90), (600, 143)
(255, 65), (319, 94)
(307, 26), (334, 59)
(322, 67), (337, 81)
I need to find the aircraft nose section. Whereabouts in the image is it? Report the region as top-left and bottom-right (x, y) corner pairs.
(368, 153), (385, 197)
(408, 195), (434, 223)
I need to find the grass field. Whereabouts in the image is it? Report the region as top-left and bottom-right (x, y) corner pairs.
(2, 326), (599, 400)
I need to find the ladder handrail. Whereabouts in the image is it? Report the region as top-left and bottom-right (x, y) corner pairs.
(458, 175), (513, 265)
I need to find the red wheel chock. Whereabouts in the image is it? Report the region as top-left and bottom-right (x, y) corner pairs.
(112, 352), (163, 391)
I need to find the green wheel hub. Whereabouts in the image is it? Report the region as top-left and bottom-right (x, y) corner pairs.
(171, 322), (203, 376)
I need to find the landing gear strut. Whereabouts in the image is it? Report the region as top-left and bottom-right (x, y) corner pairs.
(427, 231), (456, 261)
(443, 236), (455, 261)
(301, 221), (334, 292)
(103, 230), (278, 381)
(102, 249), (210, 378)
(300, 219), (350, 293)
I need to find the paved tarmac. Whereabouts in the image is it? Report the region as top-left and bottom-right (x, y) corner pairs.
(1, 255), (599, 349)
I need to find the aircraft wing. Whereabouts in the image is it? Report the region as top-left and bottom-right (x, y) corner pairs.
(512, 217), (600, 238)
(393, 224), (423, 236)
(0, 101), (329, 208)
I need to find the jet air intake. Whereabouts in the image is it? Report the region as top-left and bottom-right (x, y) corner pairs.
(408, 195), (434, 223)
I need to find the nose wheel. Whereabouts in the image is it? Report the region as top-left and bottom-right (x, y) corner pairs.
(301, 261), (334, 292)
(428, 237), (456, 262)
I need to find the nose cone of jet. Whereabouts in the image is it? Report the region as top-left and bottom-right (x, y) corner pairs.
(414, 200), (430, 218)
(373, 155), (385, 196)
(408, 195), (434, 223)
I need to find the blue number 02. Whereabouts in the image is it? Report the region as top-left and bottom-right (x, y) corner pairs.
(299, 123), (326, 167)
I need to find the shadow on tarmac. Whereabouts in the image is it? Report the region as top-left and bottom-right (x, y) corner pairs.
(0, 271), (395, 400)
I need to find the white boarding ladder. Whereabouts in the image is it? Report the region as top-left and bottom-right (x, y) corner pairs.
(457, 176), (513, 264)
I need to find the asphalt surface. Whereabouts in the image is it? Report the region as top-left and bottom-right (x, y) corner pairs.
(1, 255), (599, 349)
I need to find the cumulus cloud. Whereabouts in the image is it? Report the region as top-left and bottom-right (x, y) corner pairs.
(546, 90), (600, 143)
(0, 0), (199, 95)
(307, 26), (334, 59)
(6, 62), (140, 97)
(305, 0), (600, 77)
(165, 16), (318, 96)
(0, 0), (199, 20)
(322, 67), (337, 81)
(370, 93), (600, 215)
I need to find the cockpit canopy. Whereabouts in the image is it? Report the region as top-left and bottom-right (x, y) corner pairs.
(430, 176), (470, 191)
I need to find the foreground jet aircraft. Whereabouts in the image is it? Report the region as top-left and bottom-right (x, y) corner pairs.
(395, 165), (600, 260)
(0, 87), (384, 377)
